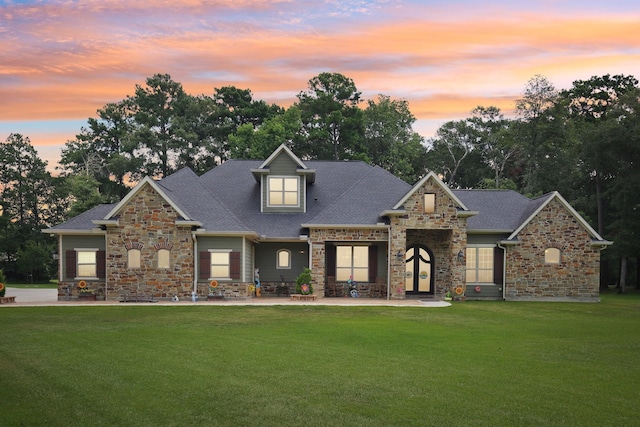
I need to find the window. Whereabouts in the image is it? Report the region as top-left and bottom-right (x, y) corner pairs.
(424, 193), (435, 213)
(336, 246), (369, 282)
(210, 250), (231, 278)
(268, 176), (299, 207)
(466, 247), (494, 283)
(128, 249), (141, 269)
(76, 249), (98, 278)
(157, 249), (170, 269)
(277, 249), (291, 269)
(545, 248), (561, 264)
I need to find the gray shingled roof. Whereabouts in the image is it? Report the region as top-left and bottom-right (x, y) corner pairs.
(47, 161), (559, 239)
(46, 203), (116, 231)
(453, 189), (548, 232)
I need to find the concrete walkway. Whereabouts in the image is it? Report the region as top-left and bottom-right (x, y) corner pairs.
(0, 287), (451, 308)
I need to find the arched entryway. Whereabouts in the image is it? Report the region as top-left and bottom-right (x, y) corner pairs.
(405, 244), (435, 296)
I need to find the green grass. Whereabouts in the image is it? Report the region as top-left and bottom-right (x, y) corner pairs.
(1, 291), (639, 426)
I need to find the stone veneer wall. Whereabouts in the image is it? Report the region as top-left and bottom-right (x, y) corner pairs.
(389, 177), (467, 299)
(309, 228), (389, 298)
(504, 198), (600, 301)
(105, 184), (195, 300)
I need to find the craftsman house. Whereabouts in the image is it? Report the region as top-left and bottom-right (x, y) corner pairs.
(45, 144), (611, 302)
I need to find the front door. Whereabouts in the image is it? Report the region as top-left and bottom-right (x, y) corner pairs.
(405, 245), (434, 295)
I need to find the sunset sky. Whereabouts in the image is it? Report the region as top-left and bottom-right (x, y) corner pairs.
(1, 0), (639, 170)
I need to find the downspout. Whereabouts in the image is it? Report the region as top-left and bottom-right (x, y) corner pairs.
(57, 234), (63, 283)
(192, 231), (198, 294)
(104, 233), (108, 301)
(387, 225), (391, 300)
(497, 243), (507, 301)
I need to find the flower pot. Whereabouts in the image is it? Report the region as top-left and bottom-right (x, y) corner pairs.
(78, 294), (97, 301)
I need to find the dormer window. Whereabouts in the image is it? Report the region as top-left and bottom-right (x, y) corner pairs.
(268, 176), (299, 207)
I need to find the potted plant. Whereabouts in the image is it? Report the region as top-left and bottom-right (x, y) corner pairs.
(78, 281), (96, 301)
(208, 280), (224, 300)
(295, 268), (313, 295)
(444, 291), (452, 301)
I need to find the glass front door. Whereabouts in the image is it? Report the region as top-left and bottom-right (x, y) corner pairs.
(405, 245), (434, 295)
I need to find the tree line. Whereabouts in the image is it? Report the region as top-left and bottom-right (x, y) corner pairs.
(1, 72), (638, 290)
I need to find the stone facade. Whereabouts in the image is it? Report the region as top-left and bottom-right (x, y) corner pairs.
(105, 184), (195, 300)
(309, 227), (389, 296)
(389, 177), (468, 299)
(504, 198), (600, 301)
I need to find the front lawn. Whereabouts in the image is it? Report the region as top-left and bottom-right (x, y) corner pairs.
(1, 292), (638, 426)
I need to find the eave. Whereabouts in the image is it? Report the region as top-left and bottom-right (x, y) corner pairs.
(301, 223), (389, 229)
(42, 228), (106, 235)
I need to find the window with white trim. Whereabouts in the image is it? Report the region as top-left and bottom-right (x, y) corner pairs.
(545, 248), (561, 264)
(277, 249), (291, 269)
(210, 250), (231, 279)
(268, 176), (299, 207)
(466, 247), (494, 283)
(76, 249), (98, 278)
(336, 246), (369, 282)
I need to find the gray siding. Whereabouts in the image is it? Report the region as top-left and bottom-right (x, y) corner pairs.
(261, 152), (306, 213)
(255, 242), (309, 282)
(61, 235), (105, 281)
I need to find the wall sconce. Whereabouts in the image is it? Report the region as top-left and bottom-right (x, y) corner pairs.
(396, 251), (404, 260)
(457, 250), (464, 262)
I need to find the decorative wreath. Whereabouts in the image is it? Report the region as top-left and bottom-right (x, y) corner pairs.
(454, 286), (464, 296)
(209, 280), (219, 288)
(0, 283), (4, 291)
(475, 286), (482, 293)
(78, 280), (87, 289)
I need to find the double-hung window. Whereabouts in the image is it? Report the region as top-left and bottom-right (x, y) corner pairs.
(465, 247), (494, 283)
(336, 246), (369, 282)
(210, 250), (231, 279)
(76, 249), (98, 278)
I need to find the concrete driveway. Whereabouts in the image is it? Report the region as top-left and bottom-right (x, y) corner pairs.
(3, 287), (58, 303)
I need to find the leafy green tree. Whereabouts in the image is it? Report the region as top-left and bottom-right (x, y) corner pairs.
(128, 73), (196, 178)
(0, 134), (59, 278)
(16, 240), (55, 281)
(363, 95), (427, 183)
(208, 86), (284, 162)
(426, 119), (486, 188)
(559, 74), (640, 290)
(469, 106), (518, 189)
(59, 100), (139, 201)
(513, 75), (578, 196)
(296, 72), (365, 160)
(229, 106), (303, 160)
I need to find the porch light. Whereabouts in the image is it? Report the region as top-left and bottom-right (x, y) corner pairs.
(457, 250), (464, 262)
(396, 251), (404, 260)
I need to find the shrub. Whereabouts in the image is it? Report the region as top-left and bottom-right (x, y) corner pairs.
(295, 268), (313, 295)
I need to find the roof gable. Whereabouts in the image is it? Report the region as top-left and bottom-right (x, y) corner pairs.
(394, 171), (469, 211)
(508, 191), (610, 243)
(258, 144), (308, 170)
(104, 176), (191, 221)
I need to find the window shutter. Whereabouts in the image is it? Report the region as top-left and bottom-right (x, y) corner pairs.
(199, 252), (210, 279)
(326, 244), (336, 277)
(65, 250), (76, 279)
(368, 245), (378, 283)
(97, 250), (106, 279)
(230, 252), (241, 280)
(493, 247), (504, 285)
